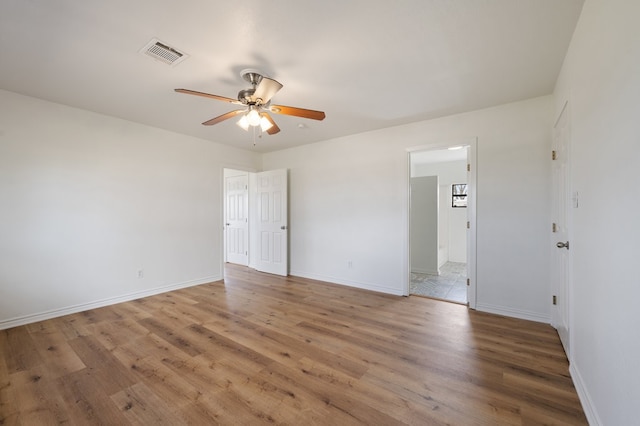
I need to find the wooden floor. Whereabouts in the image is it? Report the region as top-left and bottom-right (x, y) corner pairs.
(1, 265), (587, 425)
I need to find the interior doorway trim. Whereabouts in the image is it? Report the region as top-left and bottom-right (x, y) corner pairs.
(405, 138), (478, 309)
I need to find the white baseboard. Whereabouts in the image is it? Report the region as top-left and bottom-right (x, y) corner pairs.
(0, 275), (222, 330)
(289, 270), (404, 296)
(475, 302), (550, 323)
(570, 362), (602, 426)
(411, 268), (439, 275)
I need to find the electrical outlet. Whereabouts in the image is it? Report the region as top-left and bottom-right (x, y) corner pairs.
(347, 260), (353, 269)
(137, 269), (144, 279)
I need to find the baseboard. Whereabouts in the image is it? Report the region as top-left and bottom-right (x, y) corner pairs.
(475, 302), (550, 323)
(289, 270), (404, 296)
(570, 362), (602, 426)
(411, 267), (439, 275)
(0, 275), (222, 330)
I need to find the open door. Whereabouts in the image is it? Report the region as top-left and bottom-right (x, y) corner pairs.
(551, 102), (571, 357)
(255, 169), (288, 276)
(225, 172), (249, 266)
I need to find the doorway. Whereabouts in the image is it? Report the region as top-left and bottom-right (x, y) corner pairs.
(223, 168), (289, 276)
(408, 141), (477, 307)
(224, 168), (249, 266)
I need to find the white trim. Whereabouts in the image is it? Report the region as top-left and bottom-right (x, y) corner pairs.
(475, 302), (550, 323)
(466, 139), (478, 309)
(0, 275), (221, 330)
(290, 271), (404, 296)
(411, 268), (439, 275)
(570, 363), (602, 426)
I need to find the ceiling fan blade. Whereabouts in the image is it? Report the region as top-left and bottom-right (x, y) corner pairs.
(269, 104), (326, 121)
(253, 77), (283, 105)
(262, 113), (281, 135)
(175, 88), (242, 104)
(202, 109), (246, 126)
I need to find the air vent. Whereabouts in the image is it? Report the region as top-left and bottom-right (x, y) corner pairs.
(139, 38), (188, 66)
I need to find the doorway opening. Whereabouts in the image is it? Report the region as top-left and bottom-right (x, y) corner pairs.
(408, 141), (477, 307)
(223, 168), (290, 276)
(223, 168), (250, 267)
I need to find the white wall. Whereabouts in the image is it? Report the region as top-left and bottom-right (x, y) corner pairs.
(263, 95), (552, 321)
(410, 176), (438, 274)
(438, 184), (449, 267)
(553, 0), (640, 424)
(413, 160), (468, 264)
(0, 90), (260, 328)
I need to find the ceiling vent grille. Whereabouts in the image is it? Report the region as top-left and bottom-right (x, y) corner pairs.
(140, 38), (188, 66)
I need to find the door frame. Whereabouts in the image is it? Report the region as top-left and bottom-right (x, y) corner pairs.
(221, 166), (257, 275)
(223, 170), (250, 266)
(550, 100), (573, 357)
(405, 138), (477, 308)
(221, 166), (289, 276)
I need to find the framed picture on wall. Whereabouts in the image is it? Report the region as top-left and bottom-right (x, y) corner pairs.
(452, 183), (467, 208)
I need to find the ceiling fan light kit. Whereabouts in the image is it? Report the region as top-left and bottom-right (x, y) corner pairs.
(175, 69), (325, 143)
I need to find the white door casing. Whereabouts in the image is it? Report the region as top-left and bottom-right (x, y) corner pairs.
(466, 144), (477, 309)
(551, 102), (571, 357)
(255, 169), (288, 276)
(225, 174), (249, 266)
(406, 139), (477, 307)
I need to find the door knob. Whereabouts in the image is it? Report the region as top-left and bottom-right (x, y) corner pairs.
(281, 225), (287, 230)
(556, 241), (569, 249)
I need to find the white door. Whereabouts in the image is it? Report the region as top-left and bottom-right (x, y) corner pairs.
(255, 169), (288, 276)
(225, 174), (249, 266)
(551, 102), (571, 357)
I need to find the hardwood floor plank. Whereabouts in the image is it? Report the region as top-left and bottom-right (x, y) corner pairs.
(0, 331), (16, 424)
(111, 382), (185, 425)
(67, 335), (137, 395)
(56, 367), (130, 425)
(55, 313), (92, 340)
(26, 320), (86, 378)
(0, 264), (587, 425)
(87, 318), (152, 352)
(257, 360), (405, 425)
(6, 366), (72, 425)
(2, 327), (43, 373)
(184, 323), (275, 371)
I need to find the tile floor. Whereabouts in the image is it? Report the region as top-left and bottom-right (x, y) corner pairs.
(410, 261), (467, 304)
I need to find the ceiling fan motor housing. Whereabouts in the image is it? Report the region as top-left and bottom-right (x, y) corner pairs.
(237, 88), (256, 105)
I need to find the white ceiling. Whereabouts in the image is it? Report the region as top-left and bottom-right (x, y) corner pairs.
(0, 0), (584, 153)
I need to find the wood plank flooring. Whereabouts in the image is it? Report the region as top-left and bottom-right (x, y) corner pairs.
(1, 264), (587, 425)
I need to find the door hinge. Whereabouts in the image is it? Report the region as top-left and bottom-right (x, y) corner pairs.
(467, 221), (470, 229)
(466, 278), (470, 286)
(553, 295), (557, 305)
(467, 163), (470, 172)
(552, 223), (557, 233)
(552, 150), (557, 160)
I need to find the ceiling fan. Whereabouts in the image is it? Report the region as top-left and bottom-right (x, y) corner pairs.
(175, 69), (326, 135)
